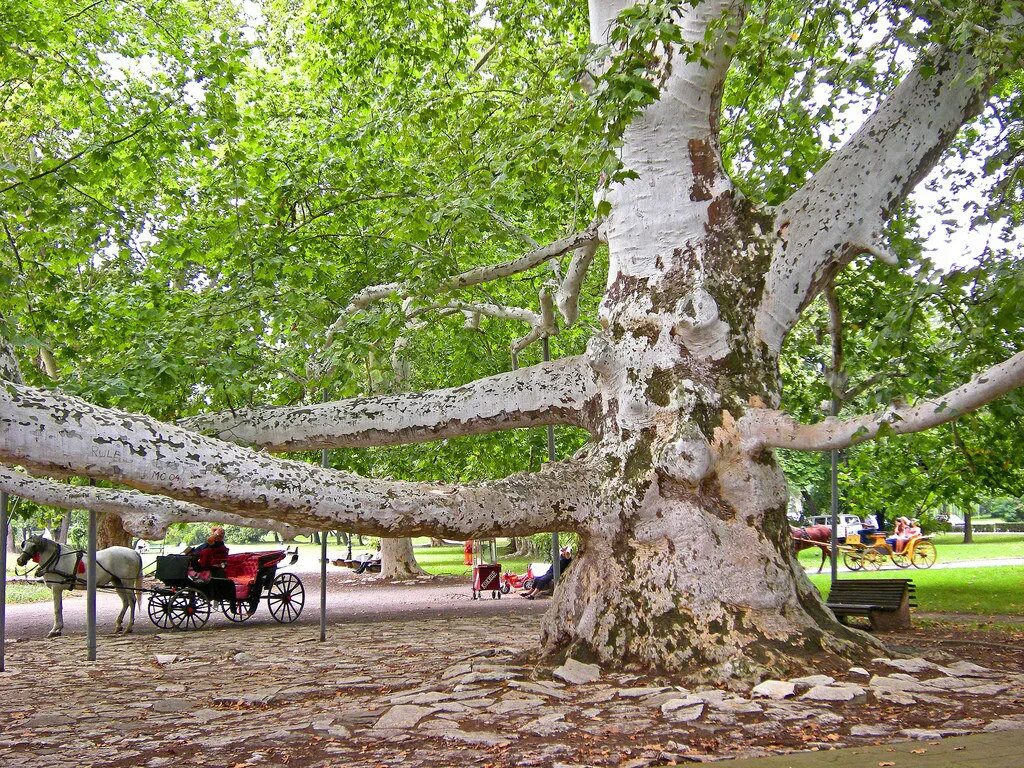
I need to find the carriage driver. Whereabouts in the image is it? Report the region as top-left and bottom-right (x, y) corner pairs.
(185, 526), (229, 576)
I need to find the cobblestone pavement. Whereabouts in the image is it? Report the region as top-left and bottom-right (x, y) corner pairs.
(3, 609), (1024, 768)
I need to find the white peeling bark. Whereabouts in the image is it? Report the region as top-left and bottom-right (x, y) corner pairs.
(755, 45), (993, 353)
(0, 465), (310, 539)
(556, 239), (599, 325)
(742, 350), (1024, 452)
(0, 383), (597, 538)
(0, 336), (23, 385)
(379, 537), (428, 579)
(511, 288), (557, 355)
(180, 356), (598, 450)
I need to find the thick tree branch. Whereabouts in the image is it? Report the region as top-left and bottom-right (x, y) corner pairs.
(325, 222), (600, 343)
(556, 239), (599, 326)
(741, 350), (1024, 452)
(182, 356), (598, 451)
(0, 465), (309, 539)
(0, 383), (598, 537)
(756, 44), (998, 352)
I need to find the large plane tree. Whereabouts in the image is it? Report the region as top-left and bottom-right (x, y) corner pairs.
(2, 0), (1023, 683)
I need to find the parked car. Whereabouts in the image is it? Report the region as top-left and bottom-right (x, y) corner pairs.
(808, 514), (865, 540)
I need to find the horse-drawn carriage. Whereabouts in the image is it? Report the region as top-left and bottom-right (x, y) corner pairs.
(147, 550), (305, 630)
(839, 532), (937, 571)
(790, 524), (937, 572)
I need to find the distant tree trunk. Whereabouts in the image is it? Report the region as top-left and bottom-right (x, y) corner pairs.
(963, 507), (975, 544)
(7, 524), (15, 553)
(97, 511), (132, 549)
(334, 531), (345, 545)
(312, 531), (321, 545)
(379, 537), (428, 580)
(430, 537), (444, 547)
(511, 536), (536, 557)
(356, 534), (364, 545)
(56, 511), (71, 543)
(271, 530), (281, 542)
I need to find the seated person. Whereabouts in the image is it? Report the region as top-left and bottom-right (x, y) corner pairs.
(885, 517), (919, 553)
(186, 526), (229, 576)
(522, 547), (572, 599)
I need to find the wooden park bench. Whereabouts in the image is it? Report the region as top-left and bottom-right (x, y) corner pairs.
(825, 578), (916, 631)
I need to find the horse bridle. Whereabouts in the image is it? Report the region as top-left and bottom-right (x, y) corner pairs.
(19, 538), (78, 583)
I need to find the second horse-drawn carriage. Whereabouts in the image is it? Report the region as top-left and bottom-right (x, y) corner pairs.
(840, 531), (937, 571)
(147, 549), (305, 630)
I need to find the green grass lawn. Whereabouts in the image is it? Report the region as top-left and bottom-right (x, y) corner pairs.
(4, 581), (52, 604)
(808, 565), (1024, 615)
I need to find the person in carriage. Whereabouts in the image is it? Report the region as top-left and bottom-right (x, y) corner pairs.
(185, 526), (229, 578)
(886, 517), (920, 553)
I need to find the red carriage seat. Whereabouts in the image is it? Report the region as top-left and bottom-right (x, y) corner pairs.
(224, 551), (287, 600)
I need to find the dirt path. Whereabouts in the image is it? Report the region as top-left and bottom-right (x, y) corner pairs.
(4, 571), (543, 640)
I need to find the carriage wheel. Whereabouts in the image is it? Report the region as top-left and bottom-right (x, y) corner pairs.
(861, 548), (882, 571)
(267, 573), (305, 623)
(169, 587), (210, 630)
(842, 551), (863, 571)
(890, 550), (912, 568)
(910, 540), (937, 569)
(147, 593), (175, 629)
(221, 599), (257, 623)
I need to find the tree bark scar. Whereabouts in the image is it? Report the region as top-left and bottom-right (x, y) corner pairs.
(687, 138), (717, 202)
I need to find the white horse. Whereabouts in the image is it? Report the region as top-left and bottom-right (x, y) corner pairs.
(17, 535), (144, 638)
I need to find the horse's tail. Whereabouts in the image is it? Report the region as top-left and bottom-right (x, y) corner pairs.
(135, 551), (144, 608)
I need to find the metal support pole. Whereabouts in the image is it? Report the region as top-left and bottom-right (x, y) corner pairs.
(543, 336), (560, 583)
(320, 449), (329, 642)
(829, 398), (839, 584)
(86, 507), (97, 661)
(1, 491), (8, 672)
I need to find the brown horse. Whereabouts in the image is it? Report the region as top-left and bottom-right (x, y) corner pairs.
(790, 525), (833, 573)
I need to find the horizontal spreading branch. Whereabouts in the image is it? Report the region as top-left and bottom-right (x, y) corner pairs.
(742, 350), (1024, 452)
(326, 222), (600, 343)
(181, 356), (599, 451)
(0, 465), (311, 539)
(0, 383), (596, 537)
(756, 44), (995, 352)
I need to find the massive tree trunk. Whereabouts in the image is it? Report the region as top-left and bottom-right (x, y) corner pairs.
(380, 537), (428, 579)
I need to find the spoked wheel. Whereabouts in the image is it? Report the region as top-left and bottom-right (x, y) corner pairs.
(910, 540), (937, 569)
(221, 599), (257, 623)
(267, 573), (305, 623)
(842, 551), (863, 571)
(890, 550), (912, 569)
(169, 587), (210, 630)
(862, 549), (883, 571)
(147, 592), (175, 629)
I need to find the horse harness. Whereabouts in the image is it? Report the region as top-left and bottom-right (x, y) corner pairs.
(31, 540), (123, 591)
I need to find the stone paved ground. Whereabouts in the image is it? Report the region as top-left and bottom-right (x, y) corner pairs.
(2, 609), (1024, 768)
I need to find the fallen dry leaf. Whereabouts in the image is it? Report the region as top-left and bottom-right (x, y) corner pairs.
(910, 749), (927, 754)
(879, 762), (896, 767)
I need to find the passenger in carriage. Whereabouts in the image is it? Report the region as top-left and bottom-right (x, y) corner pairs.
(886, 517), (920, 554)
(186, 526), (229, 577)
